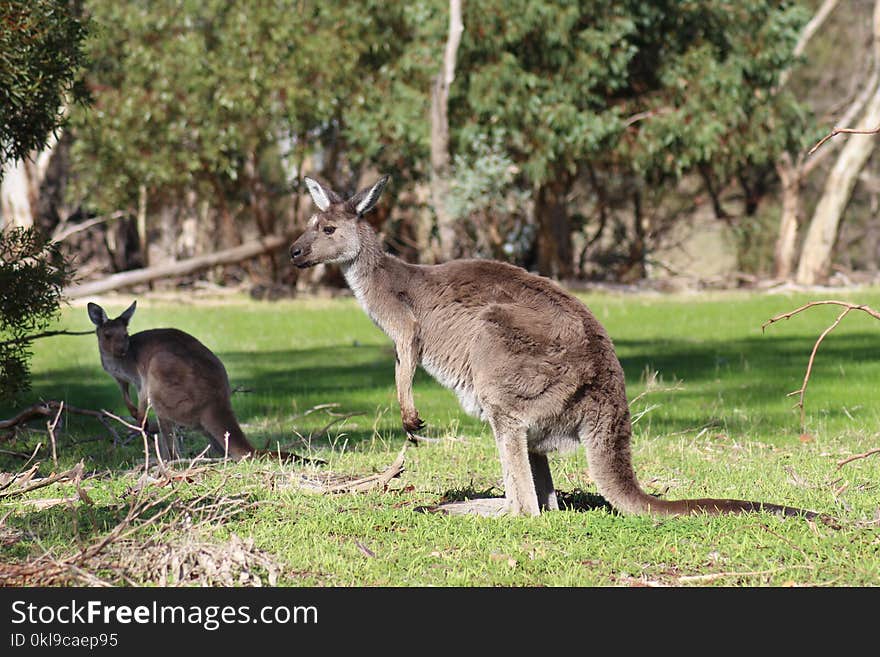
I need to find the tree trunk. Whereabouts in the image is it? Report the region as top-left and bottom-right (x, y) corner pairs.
(794, 0), (880, 285)
(0, 133), (59, 230)
(796, 86), (880, 284)
(769, 0), (846, 280)
(430, 0), (463, 262)
(535, 180), (573, 279)
(628, 189), (647, 281)
(868, 187), (880, 271)
(773, 155), (801, 279)
(136, 184), (149, 268)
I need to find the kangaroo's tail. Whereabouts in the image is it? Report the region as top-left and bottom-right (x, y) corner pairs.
(201, 406), (324, 465)
(583, 407), (837, 526)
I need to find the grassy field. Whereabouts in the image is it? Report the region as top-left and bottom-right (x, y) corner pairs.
(1, 288), (878, 587)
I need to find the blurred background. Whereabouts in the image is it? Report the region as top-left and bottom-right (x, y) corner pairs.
(3, 0), (880, 298)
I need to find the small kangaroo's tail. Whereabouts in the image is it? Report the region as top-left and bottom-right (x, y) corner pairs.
(202, 407), (325, 465)
(583, 409), (838, 526)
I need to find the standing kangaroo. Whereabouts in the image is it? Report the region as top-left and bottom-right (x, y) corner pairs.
(290, 175), (824, 520)
(88, 301), (315, 464)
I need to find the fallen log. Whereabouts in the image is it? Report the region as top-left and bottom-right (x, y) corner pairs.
(64, 233), (293, 299)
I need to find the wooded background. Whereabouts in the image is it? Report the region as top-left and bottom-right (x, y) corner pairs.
(3, 0), (880, 295)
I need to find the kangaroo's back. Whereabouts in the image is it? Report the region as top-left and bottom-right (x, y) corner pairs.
(130, 328), (232, 397)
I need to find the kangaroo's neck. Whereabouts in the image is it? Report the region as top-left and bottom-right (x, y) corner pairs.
(99, 345), (142, 389)
(340, 225), (385, 298)
(340, 226), (415, 341)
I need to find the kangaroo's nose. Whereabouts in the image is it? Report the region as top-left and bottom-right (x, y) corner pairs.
(290, 245), (302, 259)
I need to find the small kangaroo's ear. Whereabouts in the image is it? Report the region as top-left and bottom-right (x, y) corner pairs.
(347, 175), (389, 218)
(118, 300), (137, 324)
(87, 302), (108, 327)
(303, 177), (344, 212)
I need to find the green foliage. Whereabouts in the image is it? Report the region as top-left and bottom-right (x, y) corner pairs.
(65, 1), (821, 280)
(447, 132), (533, 261)
(340, 1), (445, 180)
(0, 0), (88, 170)
(69, 1), (443, 216)
(453, 0), (812, 187)
(0, 227), (73, 401)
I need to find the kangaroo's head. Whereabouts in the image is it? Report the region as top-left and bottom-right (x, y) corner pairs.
(289, 175), (389, 268)
(87, 301), (137, 358)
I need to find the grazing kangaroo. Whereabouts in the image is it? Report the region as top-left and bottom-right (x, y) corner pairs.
(290, 174), (826, 521)
(88, 301), (315, 464)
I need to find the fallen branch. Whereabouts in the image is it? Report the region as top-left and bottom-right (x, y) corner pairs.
(762, 300), (880, 430)
(0, 400), (131, 431)
(64, 232), (293, 298)
(322, 442), (408, 493)
(837, 447), (880, 469)
(0, 461), (84, 500)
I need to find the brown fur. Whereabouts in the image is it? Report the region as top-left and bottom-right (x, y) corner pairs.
(290, 175), (826, 521)
(88, 301), (314, 464)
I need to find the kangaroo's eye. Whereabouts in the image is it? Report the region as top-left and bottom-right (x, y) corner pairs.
(323, 226), (336, 235)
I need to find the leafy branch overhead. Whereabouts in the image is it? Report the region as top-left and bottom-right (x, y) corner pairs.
(0, 228), (75, 402)
(0, 0), (88, 169)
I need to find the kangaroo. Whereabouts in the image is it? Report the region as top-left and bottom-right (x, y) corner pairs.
(290, 174), (827, 520)
(88, 301), (316, 464)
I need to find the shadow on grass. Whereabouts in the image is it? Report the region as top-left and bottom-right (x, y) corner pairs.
(3, 331), (877, 472)
(425, 485), (614, 514)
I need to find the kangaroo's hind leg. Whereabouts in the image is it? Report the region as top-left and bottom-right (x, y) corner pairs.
(529, 452), (558, 511)
(154, 416), (180, 462)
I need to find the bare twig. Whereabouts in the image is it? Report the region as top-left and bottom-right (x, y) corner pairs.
(622, 106), (673, 128)
(51, 211), (128, 243)
(837, 447), (880, 469)
(762, 300), (880, 430)
(1, 400), (140, 432)
(354, 540), (376, 558)
(809, 125), (880, 156)
(311, 411), (366, 438)
(0, 444), (45, 493)
(47, 401), (63, 469)
(0, 448), (40, 460)
(102, 408), (158, 475)
(0, 329), (93, 349)
(758, 522), (810, 559)
(677, 569), (779, 584)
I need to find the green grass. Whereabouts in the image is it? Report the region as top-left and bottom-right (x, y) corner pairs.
(1, 289), (879, 586)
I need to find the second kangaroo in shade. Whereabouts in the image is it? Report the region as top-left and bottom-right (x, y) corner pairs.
(88, 301), (318, 464)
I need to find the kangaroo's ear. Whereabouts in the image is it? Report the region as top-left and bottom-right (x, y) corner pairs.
(304, 177), (342, 212)
(87, 302), (108, 327)
(347, 175), (389, 218)
(119, 300), (137, 324)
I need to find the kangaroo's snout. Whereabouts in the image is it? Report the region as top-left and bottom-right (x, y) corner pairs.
(289, 240), (312, 268)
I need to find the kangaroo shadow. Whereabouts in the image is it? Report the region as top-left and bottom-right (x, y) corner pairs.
(416, 486), (613, 514)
